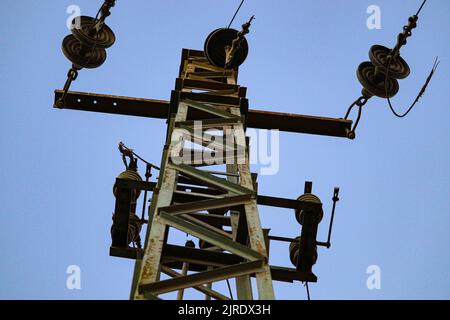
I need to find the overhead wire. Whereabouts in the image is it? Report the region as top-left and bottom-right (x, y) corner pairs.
(227, 0), (246, 28)
(384, 56), (439, 118)
(305, 282), (311, 300)
(383, 0), (439, 118)
(226, 280), (234, 300)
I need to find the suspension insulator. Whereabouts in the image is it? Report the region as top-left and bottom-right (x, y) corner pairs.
(62, 35), (107, 69)
(61, 15), (115, 69)
(113, 169), (143, 201)
(357, 61), (399, 98)
(295, 193), (323, 225)
(71, 16), (116, 49)
(369, 45), (410, 80)
(185, 240), (196, 248)
(204, 28), (249, 69)
(289, 236), (318, 267)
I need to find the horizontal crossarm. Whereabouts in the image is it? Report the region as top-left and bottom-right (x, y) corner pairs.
(54, 90), (352, 137)
(158, 194), (253, 216)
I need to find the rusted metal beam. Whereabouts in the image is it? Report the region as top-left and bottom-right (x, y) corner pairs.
(161, 266), (231, 300)
(186, 212), (232, 227)
(158, 194), (253, 216)
(257, 195), (322, 210)
(270, 266), (317, 283)
(134, 104), (190, 300)
(139, 260), (265, 295)
(110, 246), (143, 260)
(162, 261), (317, 283)
(111, 246), (317, 283)
(170, 163), (255, 196)
(160, 212), (263, 261)
(54, 90), (169, 119)
(163, 244), (242, 267)
(115, 177), (321, 212)
(247, 109), (351, 137)
(54, 90), (352, 137)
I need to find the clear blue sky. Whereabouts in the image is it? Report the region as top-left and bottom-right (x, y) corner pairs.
(0, 0), (448, 300)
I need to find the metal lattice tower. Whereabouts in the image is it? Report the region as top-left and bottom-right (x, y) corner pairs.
(56, 46), (348, 300)
(54, 0), (435, 301)
(131, 49), (274, 299)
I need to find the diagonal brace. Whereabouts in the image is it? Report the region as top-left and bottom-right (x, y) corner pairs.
(161, 266), (231, 300)
(158, 194), (252, 216)
(159, 212), (263, 261)
(171, 163), (255, 196)
(140, 260), (265, 295)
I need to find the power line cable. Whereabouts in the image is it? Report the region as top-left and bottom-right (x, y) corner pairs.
(226, 279), (234, 300)
(227, 0), (246, 28)
(383, 0), (439, 118)
(305, 282), (311, 300)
